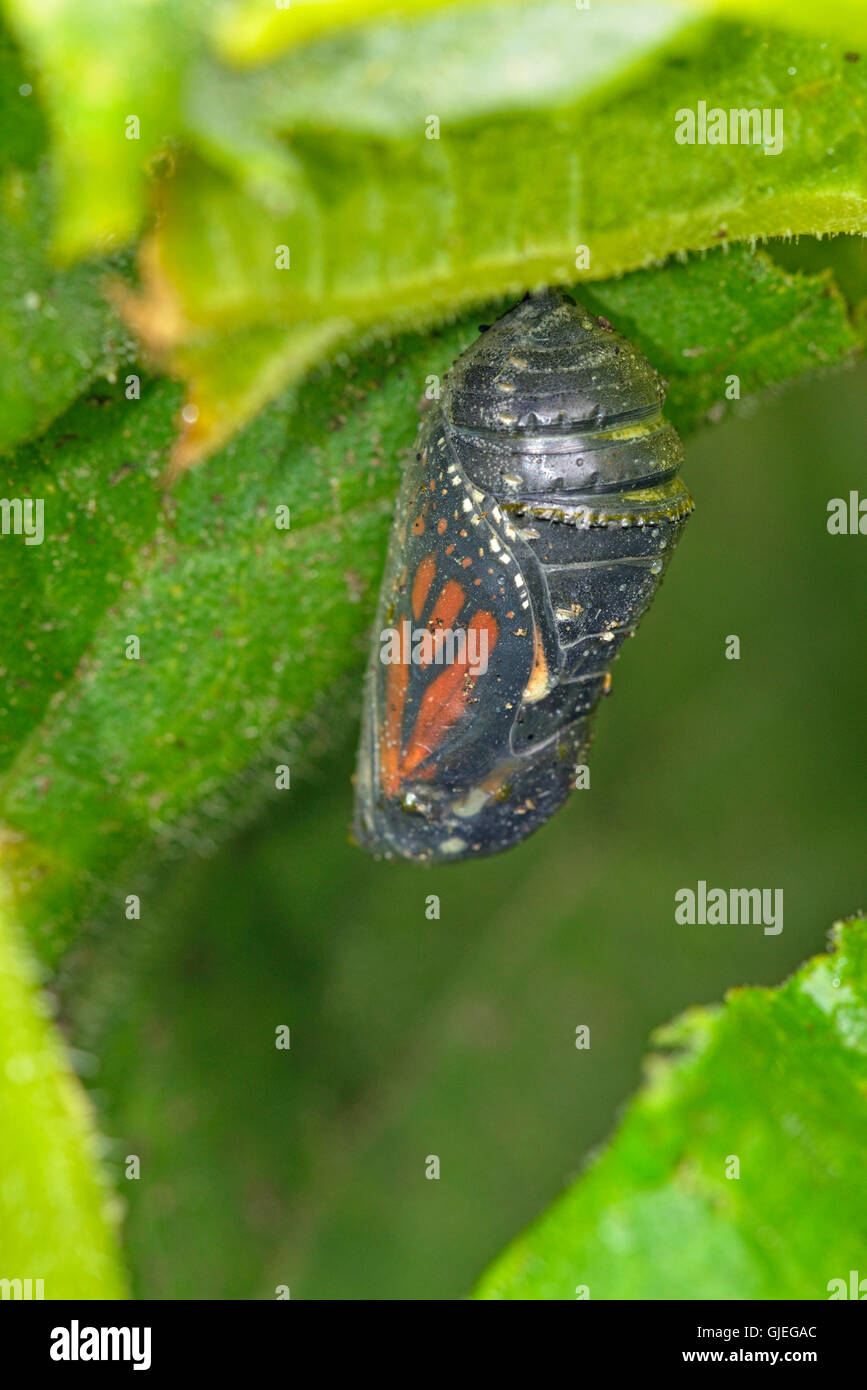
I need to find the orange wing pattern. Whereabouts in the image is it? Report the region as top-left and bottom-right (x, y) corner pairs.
(374, 438), (531, 801)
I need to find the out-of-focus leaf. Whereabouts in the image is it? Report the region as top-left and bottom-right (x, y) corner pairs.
(0, 878), (126, 1297)
(0, 28), (137, 454)
(212, 0), (503, 66)
(0, 0), (696, 262)
(7, 0), (866, 465)
(132, 9), (867, 466)
(0, 169), (138, 455)
(214, 0), (867, 68)
(2, 0), (203, 260)
(200, 0), (693, 143)
(475, 916), (867, 1299)
(0, 245), (858, 962)
(686, 0), (867, 44)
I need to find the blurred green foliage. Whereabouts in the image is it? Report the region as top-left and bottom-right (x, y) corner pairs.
(0, 891), (125, 1298)
(5, 1), (866, 464)
(0, 30), (136, 452)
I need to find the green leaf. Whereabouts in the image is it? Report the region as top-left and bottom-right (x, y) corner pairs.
(0, 243), (858, 961)
(687, 0), (867, 45)
(210, 0), (867, 67)
(1, 0), (204, 260)
(6, 1), (866, 464)
(211, 0), (504, 66)
(475, 915), (867, 1300)
(0, 27), (137, 454)
(0, 877), (126, 1297)
(133, 8), (867, 464)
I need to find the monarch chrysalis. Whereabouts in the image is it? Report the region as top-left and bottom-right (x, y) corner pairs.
(353, 289), (692, 862)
